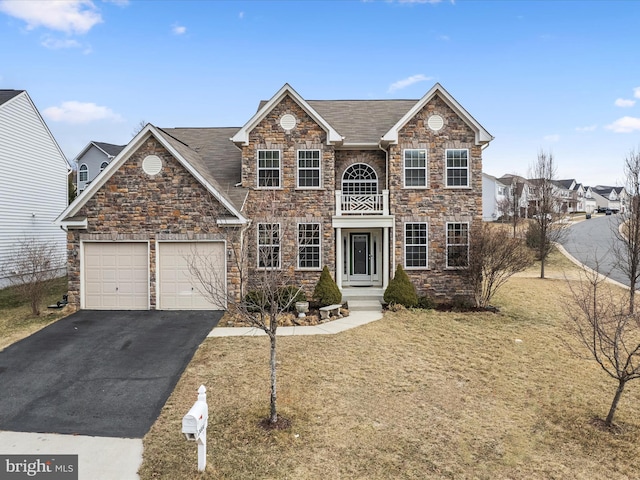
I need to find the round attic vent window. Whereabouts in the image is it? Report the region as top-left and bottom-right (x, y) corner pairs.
(280, 114), (297, 131)
(142, 155), (163, 176)
(428, 114), (444, 131)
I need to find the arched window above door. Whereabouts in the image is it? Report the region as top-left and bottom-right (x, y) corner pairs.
(342, 163), (378, 195)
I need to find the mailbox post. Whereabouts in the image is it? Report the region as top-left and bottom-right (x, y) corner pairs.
(182, 385), (208, 472)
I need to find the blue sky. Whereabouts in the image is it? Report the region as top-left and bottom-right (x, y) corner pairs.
(1, 0), (639, 187)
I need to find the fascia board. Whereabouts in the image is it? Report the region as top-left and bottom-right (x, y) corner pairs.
(381, 83), (494, 146)
(231, 83), (343, 146)
(72, 142), (96, 164)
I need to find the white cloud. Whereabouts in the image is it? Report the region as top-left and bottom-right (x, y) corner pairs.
(397, 0), (447, 3)
(543, 134), (560, 142)
(0, 0), (101, 34)
(43, 101), (123, 124)
(605, 116), (640, 133)
(634, 87), (640, 99)
(615, 98), (636, 108)
(388, 74), (431, 93)
(41, 37), (82, 50)
(575, 125), (597, 132)
(172, 24), (186, 35)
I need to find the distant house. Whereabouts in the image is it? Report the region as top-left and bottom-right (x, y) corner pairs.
(75, 141), (125, 192)
(555, 179), (578, 213)
(583, 186), (597, 214)
(591, 186), (622, 212)
(499, 174), (530, 218)
(0, 90), (69, 287)
(482, 173), (506, 221)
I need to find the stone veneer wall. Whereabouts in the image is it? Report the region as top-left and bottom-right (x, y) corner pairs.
(335, 150), (387, 190)
(66, 136), (233, 309)
(240, 95), (337, 295)
(388, 93), (483, 300)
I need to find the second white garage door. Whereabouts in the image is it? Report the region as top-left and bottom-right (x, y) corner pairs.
(157, 242), (226, 310)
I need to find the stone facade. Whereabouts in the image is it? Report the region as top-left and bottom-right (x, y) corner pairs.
(62, 85), (490, 309)
(387, 93), (482, 299)
(66, 137), (230, 309)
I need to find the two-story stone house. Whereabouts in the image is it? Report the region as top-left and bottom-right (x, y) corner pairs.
(56, 83), (492, 310)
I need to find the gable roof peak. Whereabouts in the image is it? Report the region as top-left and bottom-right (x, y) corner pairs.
(381, 83), (493, 146)
(231, 83), (343, 146)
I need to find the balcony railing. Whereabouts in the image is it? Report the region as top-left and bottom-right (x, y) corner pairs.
(335, 190), (389, 216)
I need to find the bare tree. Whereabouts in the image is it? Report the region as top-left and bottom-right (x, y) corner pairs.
(2, 237), (65, 316)
(131, 119), (147, 136)
(528, 151), (568, 278)
(612, 149), (640, 313)
(186, 199), (306, 427)
(566, 266), (640, 428)
(467, 224), (534, 308)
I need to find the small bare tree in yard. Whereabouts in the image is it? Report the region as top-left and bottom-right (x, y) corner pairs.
(467, 224), (534, 308)
(567, 267), (640, 428)
(528, 150), (568, 279)
(612, 148), (640, 314)
(186, 200), (305, 427)
(2, 237), (64, 316)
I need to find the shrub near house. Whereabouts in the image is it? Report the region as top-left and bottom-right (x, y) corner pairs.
(56, 83), (492, 310)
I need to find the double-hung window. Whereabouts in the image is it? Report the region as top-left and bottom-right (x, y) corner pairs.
(446, 222), (469, 268)
(257, 150), (280, 188)
(79, 164), (88, 182)
(404, 149), (427, 187)
(257, 223), (280, 269)
(405, 223), (428, 268)
(446, 149), (469, 187)
(298, 223), (320, 269)
(297, 150), (321, 188)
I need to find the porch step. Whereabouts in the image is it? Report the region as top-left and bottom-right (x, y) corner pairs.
(341, 288), (384, 312)
(346, 299), (382, 312)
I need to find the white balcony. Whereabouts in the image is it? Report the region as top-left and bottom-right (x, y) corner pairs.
(335, 190), (389, 216)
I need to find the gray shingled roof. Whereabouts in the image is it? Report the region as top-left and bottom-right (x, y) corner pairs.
(0, 90), (24, 106)
(94, 141), (126, 157)
(157, 127), (248, 212)
(258, 99), (418, 145)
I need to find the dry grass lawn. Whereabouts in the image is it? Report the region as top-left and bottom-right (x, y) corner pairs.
(140, 250), (640, 479)
(0, 276), (71, 351)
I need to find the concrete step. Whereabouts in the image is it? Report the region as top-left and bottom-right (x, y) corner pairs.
(345, 299), (382, 312)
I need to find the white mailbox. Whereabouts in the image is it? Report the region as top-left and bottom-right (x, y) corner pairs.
(182, 385), (208, 471)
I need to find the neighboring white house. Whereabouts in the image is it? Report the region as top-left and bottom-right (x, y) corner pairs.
(75, 141), (125, 192)
(0, 90), (69, 287)
(482, 173), (506, 221)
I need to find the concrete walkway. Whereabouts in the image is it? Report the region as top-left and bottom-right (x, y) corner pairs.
(0, 431), (143, 480)
(208, 309), (384, 337)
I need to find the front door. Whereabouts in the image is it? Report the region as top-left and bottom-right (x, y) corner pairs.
(351, 233), (371, 284)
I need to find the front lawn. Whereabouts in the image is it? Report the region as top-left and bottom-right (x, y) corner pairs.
(139, 251), (640, 479)
(0, 276), (70, 351)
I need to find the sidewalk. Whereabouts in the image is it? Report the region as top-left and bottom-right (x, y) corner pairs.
(0, 431), (143, 480)
(208, 309), (384, 337)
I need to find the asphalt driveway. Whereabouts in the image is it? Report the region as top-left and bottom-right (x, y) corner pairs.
(0, 310), (222, 438)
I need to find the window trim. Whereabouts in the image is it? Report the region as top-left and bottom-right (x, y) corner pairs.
(445, 148), (470, 188)
(257, 150), (282, 189)
(100, 161), (109, 172)
(257, 222), (281, 270)
(296, 149), (322, 189)
(403, 149), (428, 188)
(79, 164), (88, 182)
(404, 222), (429, 269)
(446, 221), (469, 269)
(297, 222), (321, 270)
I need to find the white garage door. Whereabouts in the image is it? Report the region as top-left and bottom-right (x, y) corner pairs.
(84, 242), (149, 310)
(158, 242), (225, 310)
